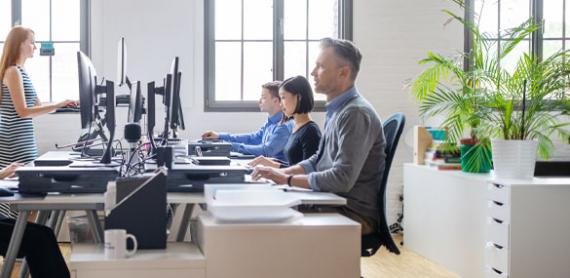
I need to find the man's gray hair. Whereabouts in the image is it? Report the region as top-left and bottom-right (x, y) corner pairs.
(319, 37), (362, 80)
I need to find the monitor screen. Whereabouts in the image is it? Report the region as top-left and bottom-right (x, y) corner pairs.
(168, 57), (185, 131)
(128, 81), (143, 123)
(77, 51), (97, 129)
(117, 37), (127, 87)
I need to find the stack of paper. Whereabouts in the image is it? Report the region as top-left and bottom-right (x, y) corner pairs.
(207, 189), (302, 223)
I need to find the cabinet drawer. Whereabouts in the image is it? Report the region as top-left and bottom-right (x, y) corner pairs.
(486, 217), (509, 248)
(488, 183), (510, 204)
(485, 242), (509, 274)
(485, 266), (509, 278)
(487, 200), (510, 224)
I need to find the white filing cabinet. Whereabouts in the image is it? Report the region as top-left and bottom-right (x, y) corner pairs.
(485, 180), (570, 278)
(70, 243), (206, 278)
(405, 164), (570, 278)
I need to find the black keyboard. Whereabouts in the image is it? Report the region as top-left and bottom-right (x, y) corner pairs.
(55, 107), (80, 113)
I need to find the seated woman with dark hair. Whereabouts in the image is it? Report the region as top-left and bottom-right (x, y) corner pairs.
(249, 75), (321, 168)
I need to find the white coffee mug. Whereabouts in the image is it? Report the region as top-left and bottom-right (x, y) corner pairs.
(104, 229), (138, 259)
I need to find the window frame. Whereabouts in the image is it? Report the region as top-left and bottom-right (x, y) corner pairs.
(0, 0), (90, 102)
(204, 0), (353, 112)
(466, 0), (548, 69)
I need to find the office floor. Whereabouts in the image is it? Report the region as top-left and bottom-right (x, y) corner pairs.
(3, 235), (458, 278)
(360, 235), (459, 278)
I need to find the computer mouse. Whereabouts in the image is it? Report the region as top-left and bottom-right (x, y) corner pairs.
(0, 188), (14, 197)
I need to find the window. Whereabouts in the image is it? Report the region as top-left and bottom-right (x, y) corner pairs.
(205, 0), (353, 111)
(472, 0), (570, 68)
(0, 0), (89, 102)
(542, 0), (569, 58)
(473, 0), (532, 72)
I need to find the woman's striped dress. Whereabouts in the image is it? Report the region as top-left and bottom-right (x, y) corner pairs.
(0, 65), (39, 218)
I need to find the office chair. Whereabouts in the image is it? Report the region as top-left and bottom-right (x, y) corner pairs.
(361, 113), (405, 257)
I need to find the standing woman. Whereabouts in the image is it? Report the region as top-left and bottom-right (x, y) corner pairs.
(1, 26), (74, 219)
(0, 26), (72, 277)
(249, 75), (321, 168)
(0, 26), (74, 171)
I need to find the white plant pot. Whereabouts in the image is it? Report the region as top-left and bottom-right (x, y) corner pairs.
(491, 139), (538, 180)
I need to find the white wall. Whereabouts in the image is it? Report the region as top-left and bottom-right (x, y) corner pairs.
(34, 0), (462, 223)
(353, 0), (462, 223)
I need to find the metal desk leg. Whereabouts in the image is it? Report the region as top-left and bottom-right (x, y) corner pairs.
(167, 204), (178, 230)
(54, 210), (65, 236)
(46, 210), (61, 230)
(35, 210), (50, 225)
(86, 210), (103, 243)
(177, 204), (194, 242)
(1, 211), (30, 278)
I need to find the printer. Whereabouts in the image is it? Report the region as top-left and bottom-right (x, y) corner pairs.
(166, 163), (249, 192)
(17, 164), (120, 194)
(188, 140), (232, 157)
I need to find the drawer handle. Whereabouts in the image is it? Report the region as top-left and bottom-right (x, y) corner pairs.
(492, 200), (504, 206)
(492, 218), (503, 224)
(486, 242), (504, 250)
(492, 183), (504, 189)
(491, 267), (503, 275)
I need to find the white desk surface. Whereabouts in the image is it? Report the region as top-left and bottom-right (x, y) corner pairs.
(406, 163), (570, 187)
(0, 190), (345, 206)
(200, 212), (358, 228)
(71, 242), (205, 269)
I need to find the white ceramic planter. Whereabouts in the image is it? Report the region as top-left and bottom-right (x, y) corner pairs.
(491, 139), (538, 180)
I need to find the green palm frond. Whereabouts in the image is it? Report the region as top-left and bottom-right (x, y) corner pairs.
(461, 140), (492, 172)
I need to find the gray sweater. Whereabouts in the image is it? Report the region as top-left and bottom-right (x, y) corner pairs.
(299, 93), (386, 226)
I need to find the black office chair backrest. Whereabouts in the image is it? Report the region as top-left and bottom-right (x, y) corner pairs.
(362, 112), (405, 257)
(380, 113), (405, 190)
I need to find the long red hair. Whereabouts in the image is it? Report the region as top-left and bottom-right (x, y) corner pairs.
(0, 26), (34, 87)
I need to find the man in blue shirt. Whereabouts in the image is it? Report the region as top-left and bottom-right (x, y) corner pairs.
(201, 81), (293, 162)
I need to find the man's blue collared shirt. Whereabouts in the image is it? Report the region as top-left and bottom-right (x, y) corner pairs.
(219, 111), (293, 162)
(324, 86), (359, 129)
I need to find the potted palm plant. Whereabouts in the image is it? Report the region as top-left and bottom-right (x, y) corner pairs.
(410, 9), (535, 173)
(410, 6), (570, 176)
(476, 52), (570, 179)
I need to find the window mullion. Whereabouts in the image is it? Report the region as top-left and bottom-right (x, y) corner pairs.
(240, 0), (244, 101)
(80, 0), (91, 56)
(464, 0), (475, 72)
(274, 0), (284, 81)
(531, 0), (543, 61)
(12, 0), (21, 26)
(305, 0), (309, 77)
(340, 0), (353, 40)
(49, 0), (53, 102)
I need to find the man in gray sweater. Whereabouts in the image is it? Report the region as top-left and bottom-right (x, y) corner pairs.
(252, 38), (386, 235)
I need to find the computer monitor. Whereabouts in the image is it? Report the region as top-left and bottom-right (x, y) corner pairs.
(117, 37), (128, 87)
(146, 81), (157, 153)
(101, 80), (116, 164)
(168, 57), (185, 135)
(128, 81), (143, 123)
(77, 51), (97, 129)
(162, 74), (173, 140)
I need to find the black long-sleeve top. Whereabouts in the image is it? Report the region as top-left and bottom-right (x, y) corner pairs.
(282, 121), (322, 166)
